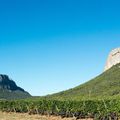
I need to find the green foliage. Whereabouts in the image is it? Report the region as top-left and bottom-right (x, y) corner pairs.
(0, 98), (120, 119)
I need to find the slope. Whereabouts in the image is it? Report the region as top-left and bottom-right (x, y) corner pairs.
(46, 63), (120, 100)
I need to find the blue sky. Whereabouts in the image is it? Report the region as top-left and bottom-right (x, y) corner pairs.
(0, 0), (120, 96)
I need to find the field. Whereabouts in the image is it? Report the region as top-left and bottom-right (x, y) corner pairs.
(0, 98), (120, 120)
(0, 112), (93, 120)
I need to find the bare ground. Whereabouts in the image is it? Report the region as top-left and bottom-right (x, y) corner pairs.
(0, 112), (93, 120)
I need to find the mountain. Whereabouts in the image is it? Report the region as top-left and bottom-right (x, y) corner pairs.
(0, 74), (31, 100)
(49, 63), (120, 100)
(45, 63), (120, 100)
(42, 48), (120, 100)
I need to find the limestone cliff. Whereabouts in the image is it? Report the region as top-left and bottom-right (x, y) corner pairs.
(104, 48), (120, 71)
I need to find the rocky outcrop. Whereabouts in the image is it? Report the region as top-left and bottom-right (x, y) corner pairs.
(0, 74), (24, 91)
(104, 48), (120, 71)
(0, 74), (31, 99)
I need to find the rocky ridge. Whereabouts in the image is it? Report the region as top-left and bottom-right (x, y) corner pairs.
(0, 74), (31, 99)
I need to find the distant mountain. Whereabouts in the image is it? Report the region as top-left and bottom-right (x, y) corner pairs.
(0, 74), (31, 100)
(46, 63), (120, 100)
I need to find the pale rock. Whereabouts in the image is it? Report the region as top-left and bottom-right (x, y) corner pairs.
(104, 48), (120, 71)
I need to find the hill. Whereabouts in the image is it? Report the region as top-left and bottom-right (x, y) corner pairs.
(0, 74), (31, 100)
(45, 63), (120, 100)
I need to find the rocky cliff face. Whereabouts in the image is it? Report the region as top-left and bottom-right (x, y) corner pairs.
(104, 48), (120, 71)
(0, 74), (31, 99)
(0, 74), (24, 91)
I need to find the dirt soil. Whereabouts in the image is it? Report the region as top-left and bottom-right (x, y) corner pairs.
(0, 112), (93, 120)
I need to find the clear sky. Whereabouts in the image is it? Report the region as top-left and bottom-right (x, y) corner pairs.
(0, 0), (120, 96)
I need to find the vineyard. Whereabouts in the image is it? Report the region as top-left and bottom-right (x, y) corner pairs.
(0, 98), (120, 120)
